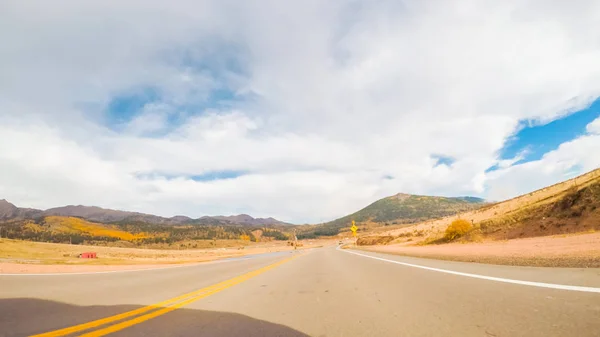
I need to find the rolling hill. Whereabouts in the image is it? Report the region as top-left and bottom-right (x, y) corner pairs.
(298, 193), (486, 238)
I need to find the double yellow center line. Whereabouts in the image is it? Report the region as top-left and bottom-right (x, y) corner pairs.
(32, 254), (298, 337)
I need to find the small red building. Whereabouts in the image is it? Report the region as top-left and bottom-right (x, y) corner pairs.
(80, 252), (97, 259)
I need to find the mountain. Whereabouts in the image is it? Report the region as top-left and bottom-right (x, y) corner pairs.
(298, 193), (486, 238)
(0, 199), (42, 220)
(42, 205), (202, 225)
(213, 214), (289, 226)
(0, 199), (20, 219)
(44, 205), (147, 223)
(456, 196), (486, 203)
(332, 193), (485, 225)
(0, 201), (288, 227)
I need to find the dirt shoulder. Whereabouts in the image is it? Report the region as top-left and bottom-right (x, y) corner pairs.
(356, 232), (600, 268)
(0, 238), (326, 274)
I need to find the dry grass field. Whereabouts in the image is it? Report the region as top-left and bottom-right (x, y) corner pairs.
(0, 238), (328, 273)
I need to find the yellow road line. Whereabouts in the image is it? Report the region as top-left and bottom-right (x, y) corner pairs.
(31, 255), (297, 337)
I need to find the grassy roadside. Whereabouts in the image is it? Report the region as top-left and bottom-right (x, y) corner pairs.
(0, 238), (311, 266)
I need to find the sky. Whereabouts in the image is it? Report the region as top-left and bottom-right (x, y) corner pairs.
(1, 0), (600, 224)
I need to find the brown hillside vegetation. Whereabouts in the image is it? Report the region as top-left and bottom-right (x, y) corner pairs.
(44, 216), (148, 241)
(359, 168), (600, 245)
(1, 214), (294, 248)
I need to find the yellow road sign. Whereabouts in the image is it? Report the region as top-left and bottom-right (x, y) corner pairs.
(350, 222), (358, 237)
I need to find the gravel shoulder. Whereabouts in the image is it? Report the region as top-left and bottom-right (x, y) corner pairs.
(357, 232), (600, 268)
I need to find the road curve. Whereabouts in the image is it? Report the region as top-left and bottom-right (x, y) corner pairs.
(1, 247), (599, 337)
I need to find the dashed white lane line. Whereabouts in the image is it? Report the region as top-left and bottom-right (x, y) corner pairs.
(337, 247), (600, 294)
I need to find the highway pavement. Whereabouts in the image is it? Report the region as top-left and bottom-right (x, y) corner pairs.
(1, 246), (599, 337)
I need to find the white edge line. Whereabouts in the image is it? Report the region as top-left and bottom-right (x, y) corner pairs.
(336, 246), (600, 294)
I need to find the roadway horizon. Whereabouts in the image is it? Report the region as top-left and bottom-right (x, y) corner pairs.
(2, 246), (599, 337)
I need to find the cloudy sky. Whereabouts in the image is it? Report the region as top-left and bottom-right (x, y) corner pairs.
(2, 0), (600, 223)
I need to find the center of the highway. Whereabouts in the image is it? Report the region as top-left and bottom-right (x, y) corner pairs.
(31, 254), (300, 337)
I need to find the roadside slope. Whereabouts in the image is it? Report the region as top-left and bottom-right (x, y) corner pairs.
(354, 168), (600, 267)
(366, 168), (600, 242)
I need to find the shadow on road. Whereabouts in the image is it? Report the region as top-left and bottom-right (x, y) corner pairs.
(0, 298), (310, 337)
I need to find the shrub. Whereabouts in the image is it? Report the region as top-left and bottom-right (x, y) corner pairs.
(444, 219), (473, 241)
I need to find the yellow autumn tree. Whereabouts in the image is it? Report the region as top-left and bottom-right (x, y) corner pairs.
(444, 219), (472, 241)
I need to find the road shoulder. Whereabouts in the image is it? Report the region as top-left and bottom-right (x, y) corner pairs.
(354, 232), (600, 268)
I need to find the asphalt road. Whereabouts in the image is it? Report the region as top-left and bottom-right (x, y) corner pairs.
(1, 247), (599, 337)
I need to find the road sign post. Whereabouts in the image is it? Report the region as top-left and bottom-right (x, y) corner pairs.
(350, 221), (358, 245)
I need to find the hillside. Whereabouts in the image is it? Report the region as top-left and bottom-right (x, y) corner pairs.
(0, 200), (293, 247)
(343, 193), (485, 223)
(0, 201), (289, 227)
(359, 168), (600, 245)
(0, 214), (292, 247)
(300, 193), (485, 238)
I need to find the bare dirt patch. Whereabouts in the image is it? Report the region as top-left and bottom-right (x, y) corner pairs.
(357, 232), (600, 268)
(356, 236), (395, 246)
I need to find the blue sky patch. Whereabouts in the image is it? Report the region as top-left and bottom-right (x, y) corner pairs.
(136, 170), (247, 182)
(432, 155), (455, 167)
(485, 163), (500, 173)
(190, 170), (247, 182)
(497, 98), (600, 166)
(104, 86), (247, 135)
(106, 87), (161, 125)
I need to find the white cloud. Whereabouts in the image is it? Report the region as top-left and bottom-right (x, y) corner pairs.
(485, 119), (600, 202)
(587, 117), (600, 134)
(1, 0), (600, 223)
(123, 103), (174, 136)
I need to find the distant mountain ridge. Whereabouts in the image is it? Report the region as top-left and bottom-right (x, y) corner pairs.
(212, 214), (283, 226)
(0, 199), (290, 227)
(455, 196), (486, 203)
(0, 199), (42, 219)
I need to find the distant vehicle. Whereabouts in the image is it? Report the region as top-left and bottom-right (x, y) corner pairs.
(338, 241), (343, 245)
